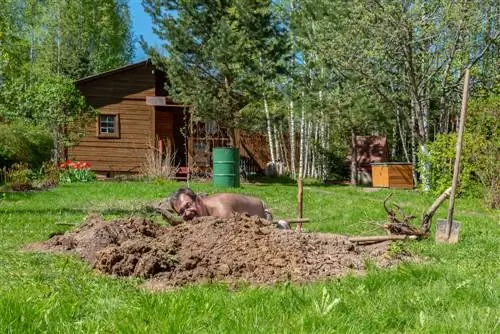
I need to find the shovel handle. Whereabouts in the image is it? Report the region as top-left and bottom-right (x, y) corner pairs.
(446, 68), (470, 238)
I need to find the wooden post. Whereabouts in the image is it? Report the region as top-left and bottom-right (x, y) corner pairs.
(297, 177), (303, 232)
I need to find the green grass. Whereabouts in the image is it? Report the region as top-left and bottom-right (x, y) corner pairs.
(0, 180), (498, 333)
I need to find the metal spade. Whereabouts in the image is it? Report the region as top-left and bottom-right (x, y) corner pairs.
(436, 68), (470, 244)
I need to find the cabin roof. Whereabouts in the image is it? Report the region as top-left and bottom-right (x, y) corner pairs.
(75, 59), (152, 85)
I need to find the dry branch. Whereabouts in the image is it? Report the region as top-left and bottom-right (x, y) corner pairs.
(151, 199), (183, 226)
(421, 186), (452, 234)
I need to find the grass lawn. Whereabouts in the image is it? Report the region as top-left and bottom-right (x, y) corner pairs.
(0, 180), (498, 333)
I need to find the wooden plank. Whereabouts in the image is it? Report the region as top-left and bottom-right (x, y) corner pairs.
(91, 164), (142, 172)
(72, 151), (149, 160)
(372, 165), (389, 187)
(72, 155), (147, 163)
(71, 141), (148, 149)
(86, 99), (151, 107)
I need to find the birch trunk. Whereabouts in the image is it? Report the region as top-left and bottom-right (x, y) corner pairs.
(280, 125), (289, 174)
(350, 129), (357, 186)
(289, 99), (296, 178)
(312, 122), (319, 178)
(396, 105), (410, 162)
(410, 101), (418, 187)
(318, 93), (328, 179)
(273, 124), (281, 174)
(298, 93), (306, 179)
(303, 121), (311, 178)
(412, 91), (430, 191)
(264, 97), (275, 163)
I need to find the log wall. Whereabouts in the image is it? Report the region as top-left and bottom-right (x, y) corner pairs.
(70, 63), (156, 175)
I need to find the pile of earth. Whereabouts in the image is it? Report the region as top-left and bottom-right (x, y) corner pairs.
(24, 214), (404, 290)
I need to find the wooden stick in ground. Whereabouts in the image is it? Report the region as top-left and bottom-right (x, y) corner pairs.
(446, 68), (470, 240)
(421, 186), (452, 234)
(273, 218), (309, 224)
(349, 235), (418, 243)
(297, 178), (303, 232)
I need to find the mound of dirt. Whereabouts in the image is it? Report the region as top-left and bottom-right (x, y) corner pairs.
(24, 214), (403, 290)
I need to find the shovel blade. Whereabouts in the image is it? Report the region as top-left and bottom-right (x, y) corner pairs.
(436, 219), (461, 244)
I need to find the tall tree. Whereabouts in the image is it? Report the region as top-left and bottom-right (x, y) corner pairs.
(0, 0), (133, 163)
(143, 0), (287, 144)
(299, 0), (499, 187)
(35, 0), (134, 79)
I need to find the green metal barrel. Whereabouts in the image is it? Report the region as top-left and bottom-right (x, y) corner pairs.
(212, 147), (240, 188)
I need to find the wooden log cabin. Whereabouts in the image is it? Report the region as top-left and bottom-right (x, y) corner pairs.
(72, 60), (269, 178)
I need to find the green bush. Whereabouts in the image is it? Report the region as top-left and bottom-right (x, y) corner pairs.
(467, 95), (499, 208)
(0, 121), (53, 169)
(418, 132), (488, 197)
(4, 163), (35, 191)
(418, 95), (498, 206)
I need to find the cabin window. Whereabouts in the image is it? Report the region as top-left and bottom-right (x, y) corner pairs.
(97, 114), (120, 138)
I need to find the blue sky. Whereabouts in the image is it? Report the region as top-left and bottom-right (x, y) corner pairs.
(129, 0), (162, 62)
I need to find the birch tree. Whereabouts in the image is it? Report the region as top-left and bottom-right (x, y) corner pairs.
(301, 0), (499, 188)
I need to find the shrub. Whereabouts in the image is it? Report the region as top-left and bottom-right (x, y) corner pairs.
(5, 163), (35, 191)
(418, 132), (487, 197)
(59, 160), (96, 183)
(418, 95), (498, 207)
(467, 95), (499, 208)
(140, 138), (179, 180)
(35, 162), (60, 188)
(0, 121), (53, 169)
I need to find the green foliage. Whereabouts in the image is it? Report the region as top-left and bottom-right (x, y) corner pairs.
(36, 162), (60, 188)
(418, 132), (489, 197)
(0, 73), (97, 162)
(4, 163), (35, 191)
(58, 160), (96, 183)
(0, 0), (132, 165)
(144, 0), (288, 134)
(0, 121), (53, 169)
(419, 94), (498, 206)
(0, 0), (133, 81)
(467, 95), (499, 208)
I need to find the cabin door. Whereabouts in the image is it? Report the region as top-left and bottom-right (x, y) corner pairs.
(154, 107), (187, 167)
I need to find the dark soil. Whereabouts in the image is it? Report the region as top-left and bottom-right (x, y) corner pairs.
(24, 214), (405, 291)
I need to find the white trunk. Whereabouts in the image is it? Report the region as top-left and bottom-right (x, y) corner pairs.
(397, 106), (410, 162)
(312, 122), (319, 178)
(264, 97), (275, 163)
(318, 91), (329, 179)
(298, 93), (306, 179)
(412, 92), (430, 190)
(419, 143), (431, 192)
(289, 99), (296, 178)
(304, 120), (311, 178)
(273, 124), (280, 162)
(279, 126), (289, 174)
(411, 101), (418, 187)
(350, 129), (357, 186)
(391, 122), (397, 159)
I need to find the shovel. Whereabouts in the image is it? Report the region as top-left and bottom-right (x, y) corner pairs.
(436, 68), (470, 244)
